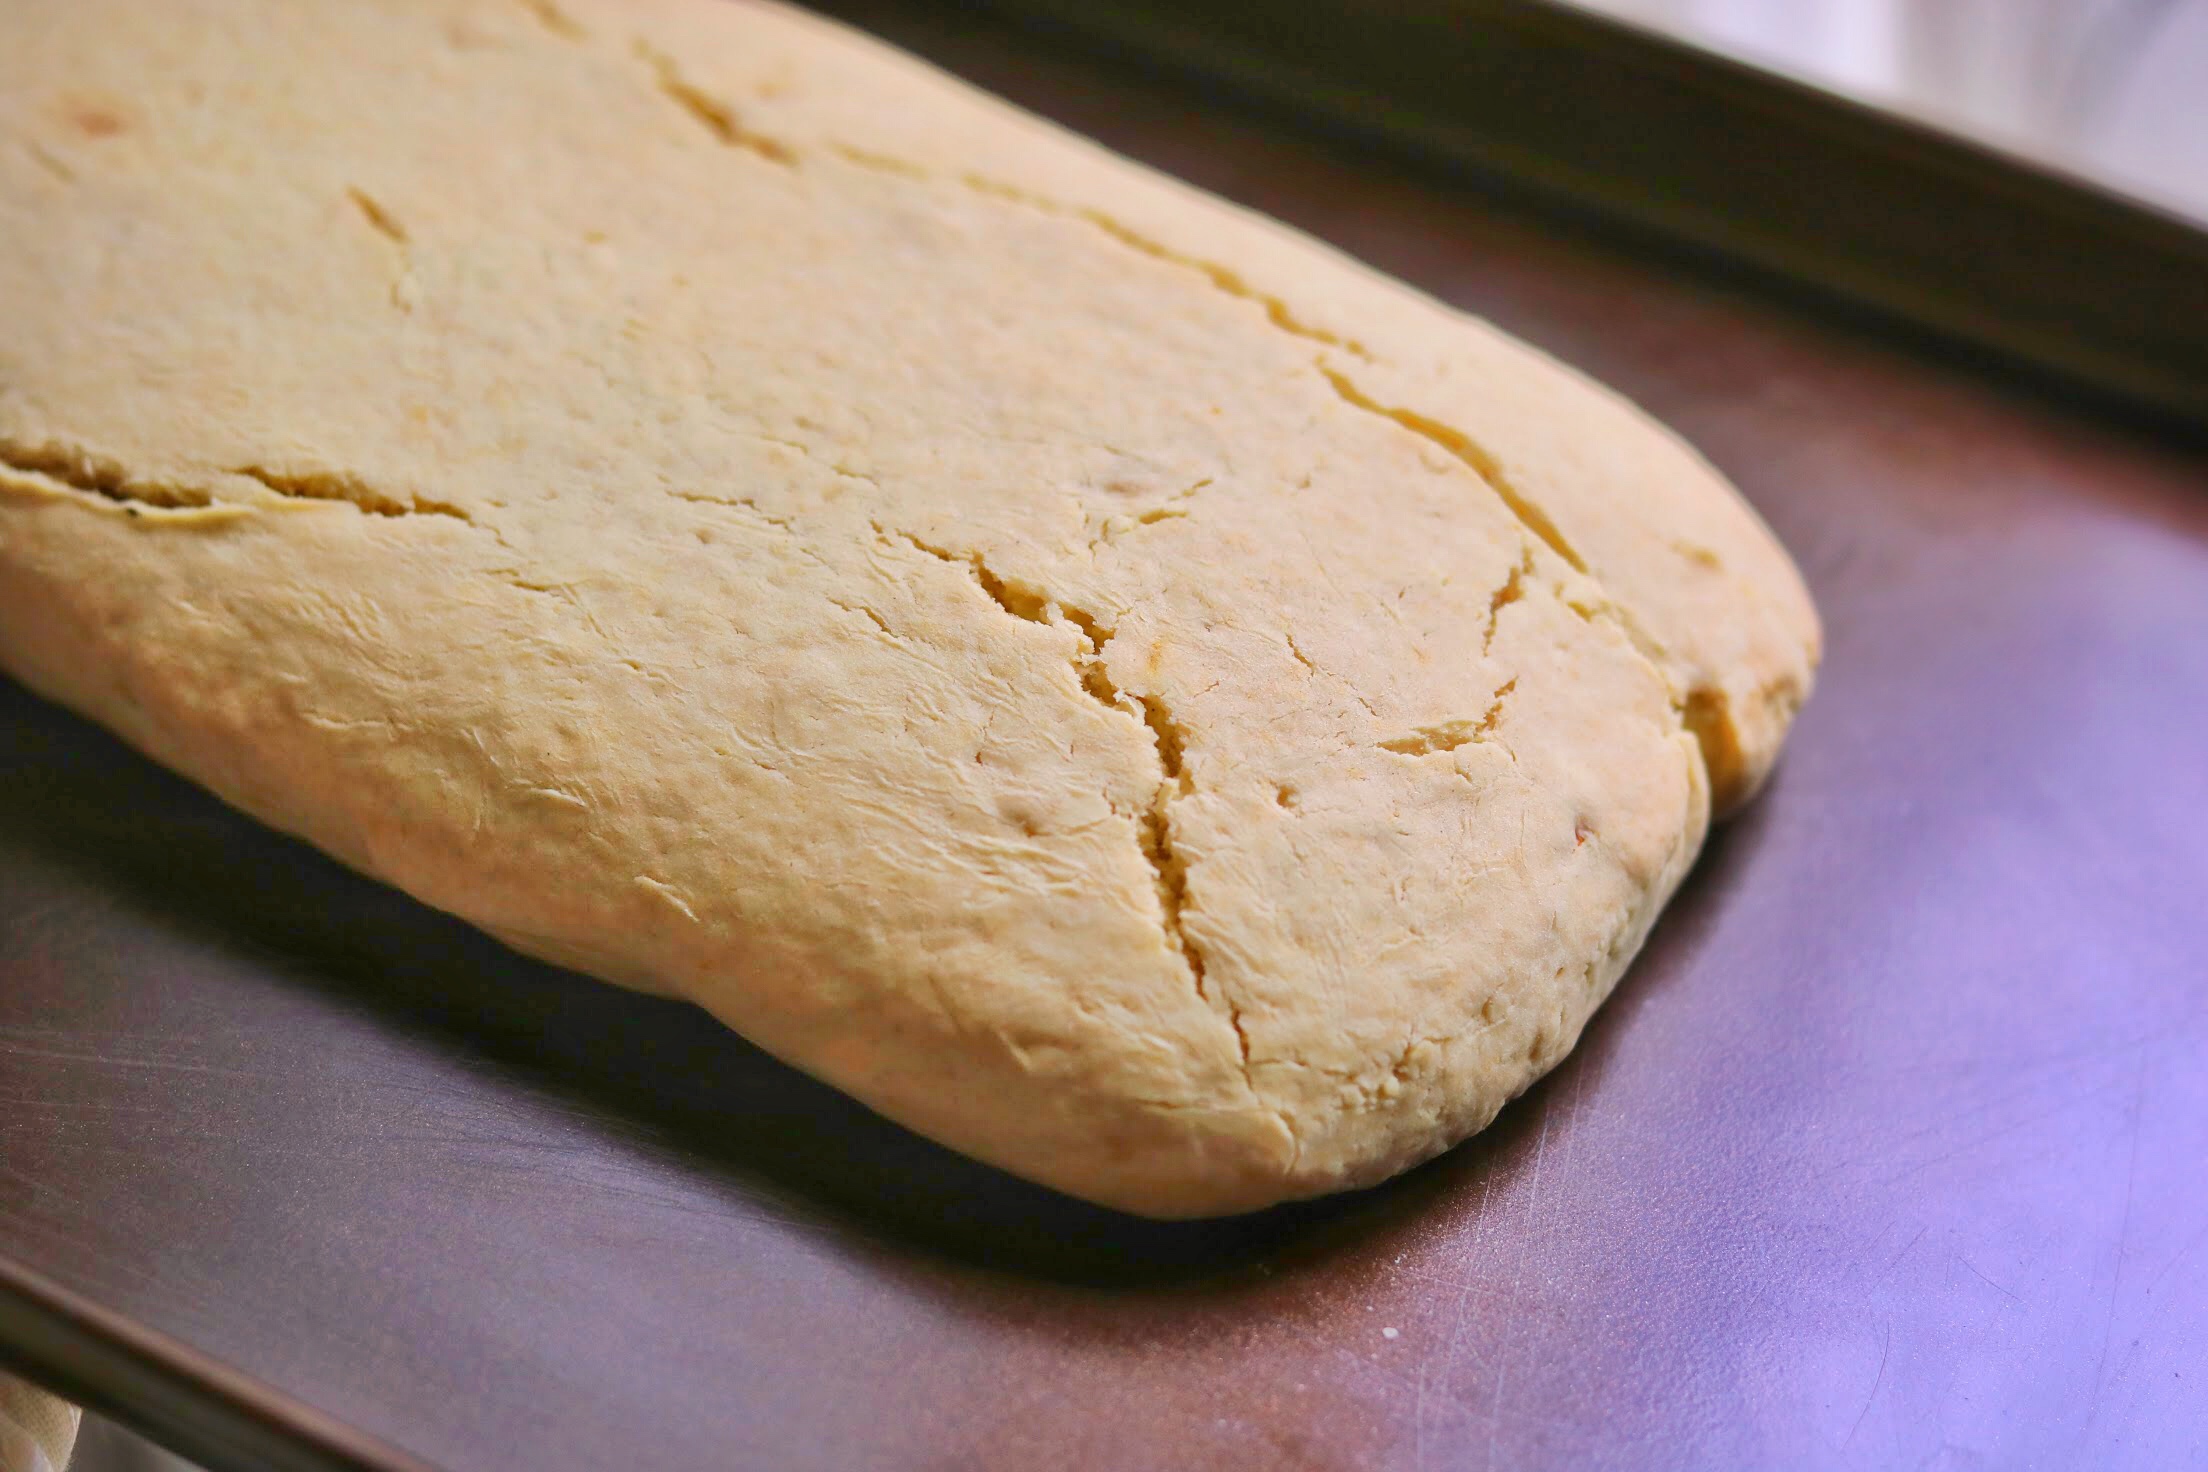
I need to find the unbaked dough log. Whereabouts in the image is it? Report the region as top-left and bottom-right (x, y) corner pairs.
(0, 0), (1817, 1216)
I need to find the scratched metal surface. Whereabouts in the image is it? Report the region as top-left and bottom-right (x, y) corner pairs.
(4, 6), (2208, 1469)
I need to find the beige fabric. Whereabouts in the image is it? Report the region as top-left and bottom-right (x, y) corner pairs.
(0, 0), (1817, 1216)
(0, 1375), (78, 1472)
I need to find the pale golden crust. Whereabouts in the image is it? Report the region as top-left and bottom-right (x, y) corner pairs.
(0, 0), (1810, 1215)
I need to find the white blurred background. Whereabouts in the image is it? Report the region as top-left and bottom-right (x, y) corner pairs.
(1571, 0), (2208, 222)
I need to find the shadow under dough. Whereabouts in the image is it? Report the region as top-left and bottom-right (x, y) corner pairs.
(0, 676), (1764, 1287)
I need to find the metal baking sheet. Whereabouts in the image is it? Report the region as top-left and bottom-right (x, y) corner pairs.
(3, 5), (2204, 1468)
(975, 0), (2208, 430)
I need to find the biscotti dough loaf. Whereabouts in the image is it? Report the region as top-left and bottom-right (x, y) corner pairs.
(0, 0), (1818, 1216)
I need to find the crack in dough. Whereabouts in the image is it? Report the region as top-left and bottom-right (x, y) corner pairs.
(873, 521), (1270, 1115)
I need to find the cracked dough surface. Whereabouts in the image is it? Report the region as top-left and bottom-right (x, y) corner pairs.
(0, 0), (1818, 1216)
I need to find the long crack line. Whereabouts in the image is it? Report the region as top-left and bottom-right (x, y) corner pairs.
(514, 19), (1715, 780)
(1315, 366), (1583, 573)
(825, 142), (1703, 735)
(877, 523), (1259, 1087)
(825, 142), (1373, 364)
(1, 435), (502, 542)
(0, 438), (210, 508)
(231, 463), (473, 521)
(634, 40), (795, 166)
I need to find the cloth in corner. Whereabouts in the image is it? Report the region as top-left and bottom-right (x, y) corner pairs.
(0, 1375), (78, 1472)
